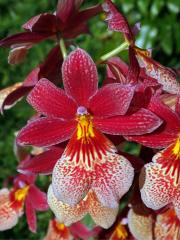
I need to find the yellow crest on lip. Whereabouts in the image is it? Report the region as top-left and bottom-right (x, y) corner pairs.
(55, 222), (65, 231)
(14, 186), (29, 202)
(112, 223), (128, 239)
(172, 138), (180, 159)
(77, 115), (94, 142)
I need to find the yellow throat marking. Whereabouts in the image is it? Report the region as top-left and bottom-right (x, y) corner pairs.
(173, 138), (180, 159)
(56, 222), (65, 231)
(77, 115), (94, 142)
(115, 223), (128, 239)
(14, 186), (29, 202)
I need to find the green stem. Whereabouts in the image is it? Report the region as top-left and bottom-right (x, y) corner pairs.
(99, 41), (129, 62)
(59, 38), (67, 60)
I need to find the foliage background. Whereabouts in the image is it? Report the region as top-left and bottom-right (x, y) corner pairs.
(0, 0), (179, 239)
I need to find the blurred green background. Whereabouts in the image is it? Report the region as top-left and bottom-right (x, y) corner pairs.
(0, 0), (179, 239)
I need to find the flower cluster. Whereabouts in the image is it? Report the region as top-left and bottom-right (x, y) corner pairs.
(0, 0), (179, 239)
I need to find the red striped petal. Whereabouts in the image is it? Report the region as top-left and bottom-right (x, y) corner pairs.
(17, 118), (76, 147)
(89, 84), (134, 117)
(135, 50), (180, 94)
(102, 0), (133, 41)
(28, 185), (49, 211)
(127, 98), (180, 148)
(62, 48), (98, 106)
(25, 196), (37, 233)
(106, 57), (128, 84)
(94, 108), (162, 135)
(27, 78), (77, 119)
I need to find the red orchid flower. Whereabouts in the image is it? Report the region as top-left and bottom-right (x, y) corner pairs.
(44, 218), (101, 240)
(128, 207), (180, 240)
(128, 97), (180, 219)
(0, 0), (101, 64)
(0, 45), (62, 113)
(16, 48), (161, 227)
(0, 174), (48, 232)
(16, 49), (162, 215)
(105, 57), (160, 112)
(102, 0), (180, 94)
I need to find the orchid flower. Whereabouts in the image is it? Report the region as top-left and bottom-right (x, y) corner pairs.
(44, 218), (100, 240)
(128, 97), (180, 218)
(0, 0), (101, 64)
(16, 48), (162, 227)
(0, 174), (48, 232)
(0, 1), (101, 112)
(102, 0), (180, 94)
(128, 207), (180, 240)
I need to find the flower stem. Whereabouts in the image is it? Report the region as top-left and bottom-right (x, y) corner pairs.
(98, 41), (129, 63)
(59, 38), (67, 60)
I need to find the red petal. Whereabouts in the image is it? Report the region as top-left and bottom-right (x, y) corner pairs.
(94, 108), (162, 135)
(135, 51), (180, 94)
(70, 222), (101, 239)
(56, 0), (80, 22)
(70, 4), (102, 27)
(27, 78), (77, 119)
(17, 118), (76, 147)
(62, 48), (98, 106)
(102, 0), (133, 41)
(28, 185), (49, 211)
(8, 46), (28, 64)
(127, 46), (140, 84)
(89, 84), (134, 117)
(0, 32), (51, 47)
(23, 67), (40, 86)
(127, 132), (177, 149)
(149, 97), (180, 134)
(22, 13), (56, 32)
(25, 196), (37, 233)
(127, 97), (180, 148)
(106, 57), (128, 84)
(39, 45), (63, 84)
(0, 83), (24, 112)
(18, 147), (63, 175)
